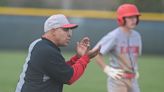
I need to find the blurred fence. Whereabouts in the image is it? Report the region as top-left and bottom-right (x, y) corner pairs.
(0, 0), (164, 54)
(0, 7), (164, 54)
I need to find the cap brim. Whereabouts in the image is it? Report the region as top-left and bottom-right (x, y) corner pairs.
(62, 24), (78, 29)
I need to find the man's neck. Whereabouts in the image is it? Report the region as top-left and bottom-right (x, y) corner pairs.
(42, 34), (59, 47)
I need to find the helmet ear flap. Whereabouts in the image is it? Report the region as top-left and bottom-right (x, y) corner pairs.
(136, 16), (139, 25)
(117, 17), (124, 26)
(118, 17), (139, 26)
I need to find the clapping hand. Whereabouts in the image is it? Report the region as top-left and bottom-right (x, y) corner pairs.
(76, 37), (101, 59)
(76, 37), (90, 57)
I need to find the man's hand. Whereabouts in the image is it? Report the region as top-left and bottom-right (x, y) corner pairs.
(87, 45), (101, 59)
(76, 37), (90, 57)
(76, 37), (100, 59)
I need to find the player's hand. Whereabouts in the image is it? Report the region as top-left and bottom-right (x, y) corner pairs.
(104, 65), (124, 80)
(135, 71), (139, 79)
(86, 45), (101, 59)
(76, 37), (90, 58)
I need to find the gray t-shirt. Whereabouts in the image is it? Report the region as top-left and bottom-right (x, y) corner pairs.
(96, 27), (142, 73)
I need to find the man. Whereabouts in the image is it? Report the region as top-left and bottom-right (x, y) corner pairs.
(15, 14), (100, 92)
(95, 4), (142, 92)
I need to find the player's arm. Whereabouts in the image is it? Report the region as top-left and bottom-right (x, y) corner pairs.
(95, 53), (106, 70)
(95, 34), (124, 79)
(95, 53), (123, 80)
(94, 34), (114, 70)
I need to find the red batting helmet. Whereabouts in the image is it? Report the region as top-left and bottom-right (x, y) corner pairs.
(117, 4), (141, 26)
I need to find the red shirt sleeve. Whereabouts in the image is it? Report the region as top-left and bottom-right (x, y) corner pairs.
(66, 55), (79, 66)
(67, 55), (90, 85)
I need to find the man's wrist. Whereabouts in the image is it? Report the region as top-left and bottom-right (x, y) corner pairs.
(80, 55), (90, 63)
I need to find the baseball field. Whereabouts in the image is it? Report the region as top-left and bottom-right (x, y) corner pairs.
(0, 51), (164, 92)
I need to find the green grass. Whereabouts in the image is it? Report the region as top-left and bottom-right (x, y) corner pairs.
(0, 51), (164, 92)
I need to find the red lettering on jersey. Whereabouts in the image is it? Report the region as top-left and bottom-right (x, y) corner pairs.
(120, 46), (139, 54)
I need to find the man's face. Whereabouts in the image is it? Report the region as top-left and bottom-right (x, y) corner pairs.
(124, 16), (138, 29)
(52, 28), (73, 46)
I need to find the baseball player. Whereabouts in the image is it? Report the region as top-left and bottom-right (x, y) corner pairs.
(95, 4), (142, 92)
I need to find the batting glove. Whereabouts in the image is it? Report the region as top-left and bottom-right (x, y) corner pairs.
(103, 65), (124, 80)
(135, 71), (139, 79)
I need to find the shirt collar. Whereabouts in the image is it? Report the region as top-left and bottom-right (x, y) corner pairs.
(41, 37), (61, 52)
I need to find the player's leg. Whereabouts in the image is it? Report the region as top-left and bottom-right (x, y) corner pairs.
(107, 77), (128, 92)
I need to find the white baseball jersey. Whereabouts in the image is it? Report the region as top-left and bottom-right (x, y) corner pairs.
(96, 27), (142, 73)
